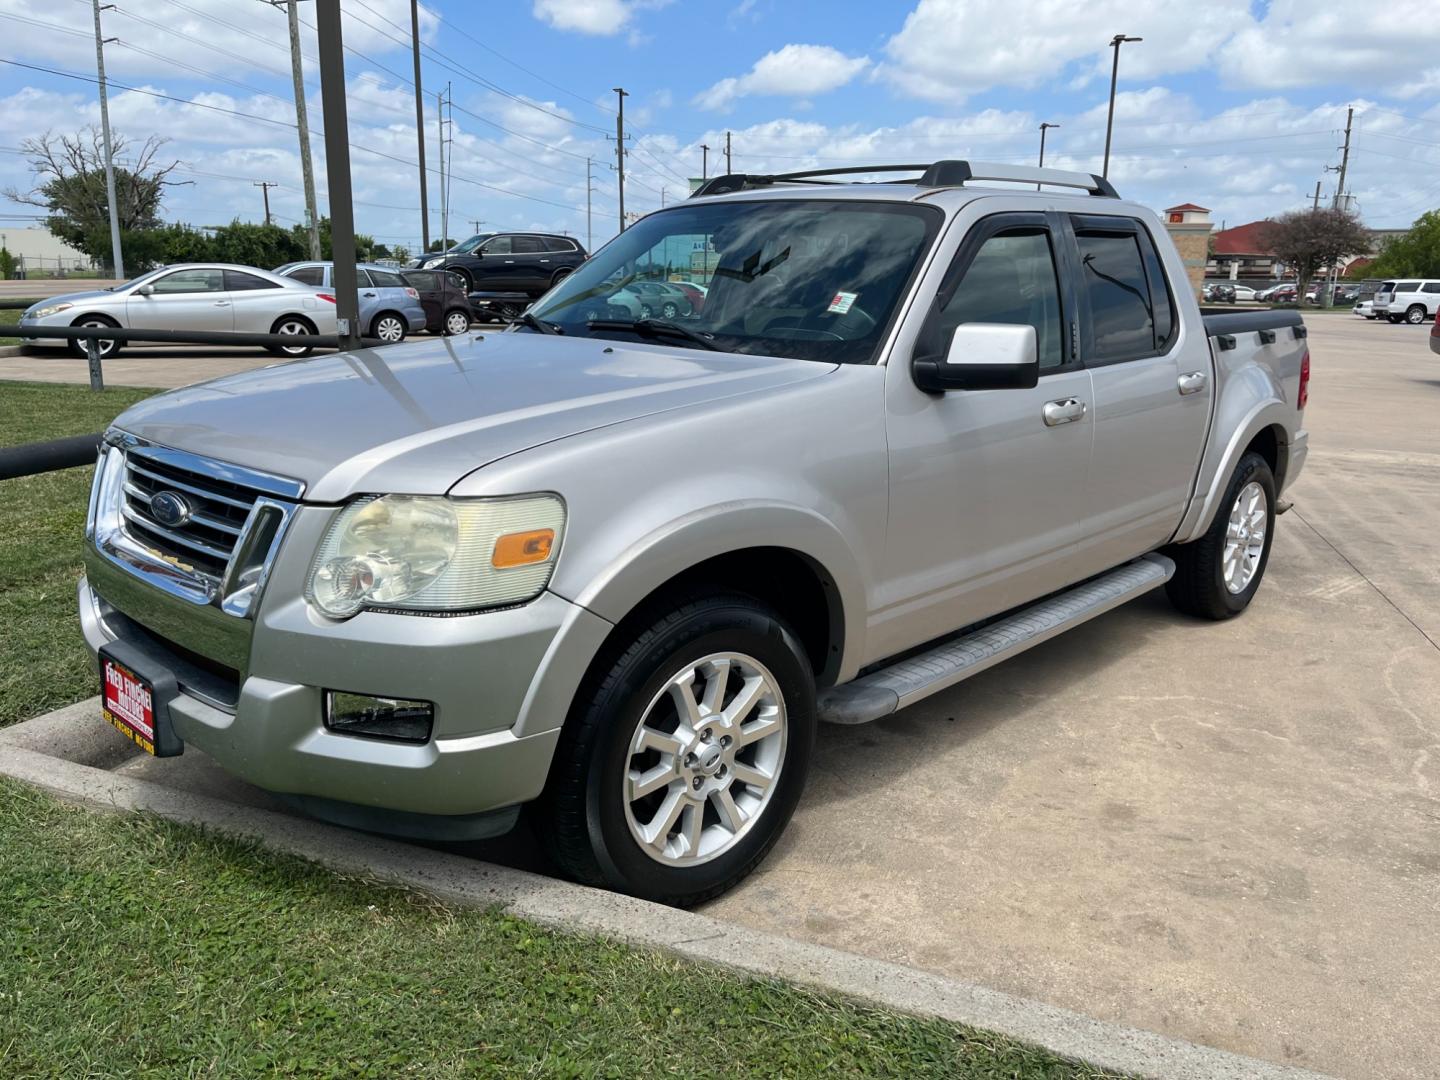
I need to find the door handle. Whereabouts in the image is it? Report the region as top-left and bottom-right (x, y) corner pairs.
(213, 300), (230, 306)
(1042, 398), (1087, 426)
(1178, 371), (1208, 395)
(362, 291), (377, 297)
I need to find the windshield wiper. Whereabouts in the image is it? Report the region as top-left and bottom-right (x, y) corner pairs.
(585, 318), (719, 351)
(516, 311), (562, 335)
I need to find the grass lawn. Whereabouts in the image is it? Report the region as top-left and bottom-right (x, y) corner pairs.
(0, 382), (1115, 1079)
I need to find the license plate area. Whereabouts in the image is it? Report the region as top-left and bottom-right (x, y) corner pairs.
(100, 644), (183, 757)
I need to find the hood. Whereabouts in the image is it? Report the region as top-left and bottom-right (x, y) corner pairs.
(112, 333), (834, 501)
(25, 289), (120, 313)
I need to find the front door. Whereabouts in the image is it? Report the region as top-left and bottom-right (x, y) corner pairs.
(127, 267), (232, 332)
(875, 212), (1095, 660)
(476, 236), (516, 291)
(1064, 214), (1213, 577)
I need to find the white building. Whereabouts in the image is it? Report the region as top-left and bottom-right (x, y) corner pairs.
(0, 226), (95, 275)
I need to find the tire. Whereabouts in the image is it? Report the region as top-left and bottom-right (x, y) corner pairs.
(1387, 314), (1402, 324)
(1405, 304), (1428, 325)
(550, 268), (572, 288)
(1164, 451), (1276, 620)
(450, 268), (474, 293)
(66, 315), (121, 360)
(266, 315), (317, 357)
(443, 309), (471, 336)
(639, 304), (654, 319)
(371, 312), (407, 344)
(661, 301), (679, 320)
(539, 592), (816, 907)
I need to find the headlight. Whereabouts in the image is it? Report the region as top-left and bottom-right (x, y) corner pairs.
(422, 258), (443, 269)
(30, 302), (73, 319)
(306, 494), (564, 619)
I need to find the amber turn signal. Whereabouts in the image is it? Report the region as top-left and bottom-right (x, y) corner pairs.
(491, 528), (555, 568)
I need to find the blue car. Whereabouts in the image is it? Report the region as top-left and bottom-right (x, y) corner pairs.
(274, 261), (429, 343)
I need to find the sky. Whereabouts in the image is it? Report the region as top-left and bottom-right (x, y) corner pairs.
(2, 0), (1440, 258)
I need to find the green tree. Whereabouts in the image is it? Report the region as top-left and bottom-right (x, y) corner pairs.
(2, 129), (183, 270)
(209, 220), (305, 269)
(1366, 210), (1440, 278)
(391, 243), (411, 263)
(0, 245), (15, 280)
(1258, 207), (1372, 299)
(427, 237), (457, 253)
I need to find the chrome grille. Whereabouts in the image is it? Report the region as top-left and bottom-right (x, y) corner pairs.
(120, 449), (265, 579)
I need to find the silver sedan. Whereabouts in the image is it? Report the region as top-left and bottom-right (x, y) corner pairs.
(19, 263), (339, 359)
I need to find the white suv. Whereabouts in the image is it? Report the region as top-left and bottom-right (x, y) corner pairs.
(1372, 279), (1440, 324)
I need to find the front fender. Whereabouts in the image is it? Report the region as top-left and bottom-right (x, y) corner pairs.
(553, 500), (869, 684)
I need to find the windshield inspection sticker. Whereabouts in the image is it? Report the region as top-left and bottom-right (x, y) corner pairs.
(827, 290), (858, 315)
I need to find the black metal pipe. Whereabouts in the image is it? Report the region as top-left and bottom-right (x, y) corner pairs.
(0, 323), (383, 348)
(0, 433), (101, 480)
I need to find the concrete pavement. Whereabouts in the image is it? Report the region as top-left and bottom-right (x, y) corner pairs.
(0, 344), (312, 388)
(5, 315), (1438, 1077)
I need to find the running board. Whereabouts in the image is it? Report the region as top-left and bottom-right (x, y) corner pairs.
(817, 554), (1175, 725)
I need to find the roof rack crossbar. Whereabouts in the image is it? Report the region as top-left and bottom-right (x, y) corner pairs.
(689, 159), (1120, 200)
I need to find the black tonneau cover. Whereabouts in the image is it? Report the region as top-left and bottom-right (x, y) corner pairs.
(1201, 309), (1304, 336)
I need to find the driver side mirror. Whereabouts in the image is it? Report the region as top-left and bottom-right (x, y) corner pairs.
(912, 323), (1039, 393)
(137, 284), (155, 296)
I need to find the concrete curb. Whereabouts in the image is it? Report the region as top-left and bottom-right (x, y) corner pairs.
(0, 710), (1333, 1080)
(0, 345), (24, 358)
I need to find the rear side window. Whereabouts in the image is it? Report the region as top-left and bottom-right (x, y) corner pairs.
(224, 270), (277, 291)
(1075, 228), (1169, 362)
(370, 270), (405, 288)
(1422, 283), (1440, 294)
(542, 236), (576, 252)
(1396, 281), (1420, 292)
(512, 236), (544, 254)
(402, 271), (438, 291)
(285, 265), (324, 286)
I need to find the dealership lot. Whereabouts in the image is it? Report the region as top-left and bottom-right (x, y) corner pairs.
(8, 316), (1438, 1078)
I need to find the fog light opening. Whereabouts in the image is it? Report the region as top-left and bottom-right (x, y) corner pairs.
(325, 691), (434, 744)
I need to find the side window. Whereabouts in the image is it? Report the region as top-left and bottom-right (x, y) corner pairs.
(370, 270), (404, 288)
(512, 236), (544, 254)
(1419, 282), (1440, 294)
(1075, 230), (1159, 362)
(285, 265), (324, 286)
(150, 268), (223, 294)
(355, 268), (374, 287)
(402, 271), (437, 291)
(1396, 281), (1420, 293)
(926, 227), (1065, 371)
(482, 236), (513, 255)
(1135, 228), (1175, 349)
(223, 270), (278, 291)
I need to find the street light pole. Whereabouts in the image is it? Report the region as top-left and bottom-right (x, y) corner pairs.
(91, 0), (124, 280)
(1101, 34), (1142, 180)
(1037, 122), (1059, 188)
(409, 0), (429, 254)
(700, 143), (709, 180)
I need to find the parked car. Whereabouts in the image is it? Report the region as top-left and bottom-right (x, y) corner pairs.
(1431, 311), (1440, 354)
(275, 262), (428, 343)
(1203, 283), (1236, 303)
(400, 269), (476, 335)
(671, 280), (708, 314)
(1371, 279), (1440, 324)
(79, 159), (1309, 906)
(1265, 285), (1299, 304)
(1231, 284), (1258, 302)
(409, 233), (587, 296)
(1354, 300), (1376, 319)
(18, 264), (338, 359)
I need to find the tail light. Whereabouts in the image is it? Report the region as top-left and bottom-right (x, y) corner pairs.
(1432, 313), (1440, 338)
(404, 287), (420, 300)
(1298, 349), (1310, 409)
(317, 292), (336, 304)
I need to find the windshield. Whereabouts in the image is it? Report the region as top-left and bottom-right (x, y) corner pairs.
(109, 267), (169, 292)
(450, 234), (492, 254)
(528, 199), (941, 364)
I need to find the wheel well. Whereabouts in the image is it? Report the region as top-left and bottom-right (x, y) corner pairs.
(370, 309), (403, 332)
(1245, 424), (1285, 491)
(70, 312), (118, 326)
(270, 313), (317, 334)
(603, 547), (843, 687)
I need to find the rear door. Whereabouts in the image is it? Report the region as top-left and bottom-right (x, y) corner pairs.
(1065, 214), (1212, 577)
(126, 267), (231, 332)
(511, 235), (547, 293)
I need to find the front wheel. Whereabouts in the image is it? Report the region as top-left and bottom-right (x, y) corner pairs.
(661, 301), (679, 320)
(1164, 451), (1276, 620)
(67, 316), (121, 360)
(539, 593), (816, 906)
(267, 315), (317, 357)
(1405, 304), (1428, 325)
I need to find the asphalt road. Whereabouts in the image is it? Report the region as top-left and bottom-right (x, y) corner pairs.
(63, 315), (1440, 1078)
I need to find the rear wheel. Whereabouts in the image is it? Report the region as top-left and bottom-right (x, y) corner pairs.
(266, 315), (317, 357)
(540, 592), (816, 906)
(443, 309), (471, 336)
(661, 301), (679, 320)
(371, 312), (407, 344)
(450, 268), (474, 293)
(1405, 304), (1428, 325)
(66, 315), (121, 360)
(1164, 451), (1276, 620)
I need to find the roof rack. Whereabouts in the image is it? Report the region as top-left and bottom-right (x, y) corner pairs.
(690, 159), (1119, 199)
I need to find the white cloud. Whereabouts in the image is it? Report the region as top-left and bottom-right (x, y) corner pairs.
(695, 44), (871, 111)
(531, 0), (671, 37)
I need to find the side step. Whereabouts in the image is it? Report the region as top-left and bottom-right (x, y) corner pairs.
(817, 554), (1175, 725)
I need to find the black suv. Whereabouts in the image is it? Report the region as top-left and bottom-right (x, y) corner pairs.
(410, 233), (587, 296)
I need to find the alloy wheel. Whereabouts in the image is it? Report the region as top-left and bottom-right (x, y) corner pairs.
(375, 315), (405, 343)
(622, 652), (787, 867)
(1223, 480), (1268, 594)
(444, 310), (471, 335)
(276, 319), (312, 355)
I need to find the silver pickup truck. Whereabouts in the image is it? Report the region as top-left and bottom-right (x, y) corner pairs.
(80, 161), (1309, 906)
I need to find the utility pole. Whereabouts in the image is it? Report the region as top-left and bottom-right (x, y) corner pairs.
(661, 186), (667, 207)
(271, 0), (323, 259)
(409, 0), (429, 253)
(701, 143), (709, 180)
(1037, 122), (1059, 189)
(469, 219), (484, 235)
(613, 87), (628, 232)
(585, 157), (594, 251)
(725, 131), (732, 173)
(1102, 34), (1142, 180)
(91, 0), (124, 280)
(437, 84), (451, 262)
(254, 181), (278, 225)
(1312, 181), (1322, 211)
(1330, 106), (1353, 211)
(314, 0), (359, 349)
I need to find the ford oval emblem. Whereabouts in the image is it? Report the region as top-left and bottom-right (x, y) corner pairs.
(150, 491), (192, 528)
